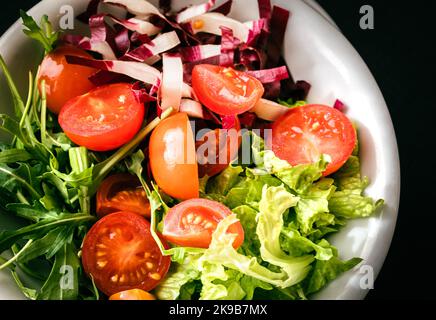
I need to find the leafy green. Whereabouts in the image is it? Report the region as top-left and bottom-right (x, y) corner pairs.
(304, 256), (362, 295)
(20, 10), (59, 53)
(329, 156), (384, 219)
(154, 254), (202, 300)
(277, 98), (307, 109)
(37, 243), (80, 300)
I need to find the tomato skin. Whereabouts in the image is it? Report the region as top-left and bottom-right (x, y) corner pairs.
(196, 117), (241, 178)
(82, 212), (171, 296)
(59, 83), (144, 151)
(192, 64), (264, 116)
(109, 289), (156, 300)
(272, 104), (356, 176)
(149, 112), (199, 200)
(96, 174), (150, 218)
(162, 198), (244, 249)
(38, 45), (97, 114)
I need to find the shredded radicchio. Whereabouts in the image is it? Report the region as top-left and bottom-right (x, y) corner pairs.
(68, 0), (311, 117)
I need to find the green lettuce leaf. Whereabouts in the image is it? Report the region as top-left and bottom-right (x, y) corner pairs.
(304, 256), (362, 295)
(154, 254), (202, 300)
(329, 156), (384, 219)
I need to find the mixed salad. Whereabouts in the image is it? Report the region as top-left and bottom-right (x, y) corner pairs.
(0, 0), (383, 300)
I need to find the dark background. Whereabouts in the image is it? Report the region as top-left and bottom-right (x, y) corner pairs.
(1, 0), (434, 300)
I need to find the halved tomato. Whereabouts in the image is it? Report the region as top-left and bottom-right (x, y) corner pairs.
(82, 212), (171, 296)
(38, 44), (97, 114)
(109, 289), (156, 300)
(59, 83), (144, 151)
(162, 198), (244, 249)
(192, 64), (264, 116)
(272, 104), (357, 176)
(149, 112), (199, 200)
(96, 174), (150, 218)
(196, 116), (241, 178)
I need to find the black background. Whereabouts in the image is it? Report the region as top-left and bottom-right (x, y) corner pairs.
(1, 0), (435, 300)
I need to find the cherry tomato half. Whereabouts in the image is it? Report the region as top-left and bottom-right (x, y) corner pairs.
(162, 198), (244, 249)
(109, 289), (156, 300)
(82, 211), (171, 297)
(59, 83), (144, 151)
(96, 174), (150, 218)
(38, 44), (97, 114)
(196, 116), (241, 178)
(149, 112), (199, 200)
(272, 104), (357, 176)
(192, 64), (264, 116)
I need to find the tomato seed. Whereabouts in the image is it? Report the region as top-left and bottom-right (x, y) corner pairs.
(193, 216), (202, 224)
(146, 262), (154, 270)
(149, 273), (161, 280)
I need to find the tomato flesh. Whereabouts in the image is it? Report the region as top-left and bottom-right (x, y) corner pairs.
(196, 116), (241, 177)
(109, 289), (156, 300)
(163, 198), (244, 249)
(38, 44), (97, 114)
(272, 104), (356, 176)
(82, 212), (171, 296)
(149, 112), (199, 200)
(59, 83), (144, 151)
(96, 174), (150, 218)
(192, 64), (264, 116)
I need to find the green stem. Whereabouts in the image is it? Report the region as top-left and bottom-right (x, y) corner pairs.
(40, 79), (47, 147)
(16, 191), (30, 205)
(0, 240), (33, 271)
(91, 107), (174, 194)
(19, 72), (34, 129)
(69, 147), (91, 215)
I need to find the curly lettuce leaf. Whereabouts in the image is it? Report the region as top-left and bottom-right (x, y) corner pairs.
(329, 156), (384, 219)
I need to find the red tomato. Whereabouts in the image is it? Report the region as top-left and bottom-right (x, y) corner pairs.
(82, 211), (171, 296)
(162, 198), (244, 249)
(192, 64), (264, 116)
(38, 44), (97, 114)
(58, 83), (144, 152)
(196, 116), (241, 177)
(109, 289), (156, 300)
(272, 104), (356, 176)
(149, 112), (199, 200)
(96, 174), (150, 218)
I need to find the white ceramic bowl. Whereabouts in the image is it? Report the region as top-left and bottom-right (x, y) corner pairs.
(0, 0), (400, 300)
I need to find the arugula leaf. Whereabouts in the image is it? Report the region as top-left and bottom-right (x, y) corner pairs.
(20, 10), (59, 53)
(6, 201), (58, 222)
(0, 213), (95, 253)
(11, 270), (38, 300)
(15, 226), (70, 263)
(37, 243), (80, 300)
(0, 163), (43, 200)
(0, 149), (32, 163)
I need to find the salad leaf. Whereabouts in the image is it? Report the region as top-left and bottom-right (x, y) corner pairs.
(257, 185), (314, 287)
(294, 179), (336, 235)
(304, 256), (362, 295)
(329, 156), (384, 219)
(277, 98), (307, 109)
(199, 214), (312, 289)
(281, 227), (334, 261)
(37, 243), (80, 300)
(20, 10), (59, 53)
(155, 254), (202, 300)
